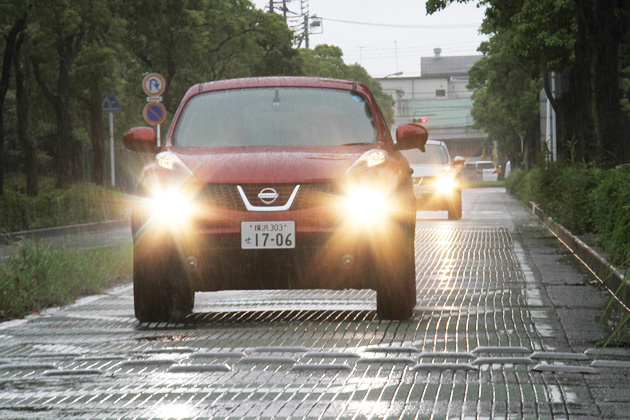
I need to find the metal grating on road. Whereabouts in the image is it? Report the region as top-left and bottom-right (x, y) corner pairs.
(0, 225), (611, 419)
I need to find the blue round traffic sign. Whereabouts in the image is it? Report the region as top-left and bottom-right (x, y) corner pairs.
(143, 102), (166, 125)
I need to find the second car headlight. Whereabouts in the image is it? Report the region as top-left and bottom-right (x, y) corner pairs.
(434, 176), (457, 192)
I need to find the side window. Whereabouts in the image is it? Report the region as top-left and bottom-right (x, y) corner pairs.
(435, 89), (446, 97)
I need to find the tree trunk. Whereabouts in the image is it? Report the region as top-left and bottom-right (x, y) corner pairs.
(54, 35), (80, 188)
(0, 17), (27, 196)
(89, 84), (105, 185)
(14, 32), (38, 196)
(588, 0), (629, 165)
(591, 33), (625, 163)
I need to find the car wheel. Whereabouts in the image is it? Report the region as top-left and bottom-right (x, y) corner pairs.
(447, 190), (462, 220)
(376, 223), (416, 320)
(133, 246), (194, 323)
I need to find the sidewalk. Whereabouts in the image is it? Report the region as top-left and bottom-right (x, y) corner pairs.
(529, 202), (628, 307)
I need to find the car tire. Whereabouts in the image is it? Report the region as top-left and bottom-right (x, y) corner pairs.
(447, 190), (462, 220)
(133, 246), (194, 323)
(376, 223), (416, 320)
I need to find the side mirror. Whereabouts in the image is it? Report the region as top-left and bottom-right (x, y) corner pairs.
(395, 123), (428, 152)
(123, 127), (157, 153)
(453, 156), (465, 166)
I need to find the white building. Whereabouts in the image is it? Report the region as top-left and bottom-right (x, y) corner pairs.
(377, 48), (489, 158)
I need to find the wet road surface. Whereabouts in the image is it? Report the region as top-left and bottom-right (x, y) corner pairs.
(1, 188), (629, 419)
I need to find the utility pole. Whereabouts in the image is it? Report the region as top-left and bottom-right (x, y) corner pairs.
(304, 13), (309, 49)
(267, 0), (320, 49)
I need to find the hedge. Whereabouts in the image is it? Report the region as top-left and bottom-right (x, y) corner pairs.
(506, 164), (630, 265)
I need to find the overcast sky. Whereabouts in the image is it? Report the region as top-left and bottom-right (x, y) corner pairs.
(251, 0), (488, 78)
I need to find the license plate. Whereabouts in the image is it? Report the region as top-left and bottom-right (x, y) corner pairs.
(241, 221), (296, 249)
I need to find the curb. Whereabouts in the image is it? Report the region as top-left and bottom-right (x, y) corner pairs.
(529, 202), (627, 299)
(0, 219), (130, 245)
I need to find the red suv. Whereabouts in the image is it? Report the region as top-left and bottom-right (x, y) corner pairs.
(123, 77), (428, 322)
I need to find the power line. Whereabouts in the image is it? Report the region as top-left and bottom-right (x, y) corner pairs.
(318, 16), (480, 29)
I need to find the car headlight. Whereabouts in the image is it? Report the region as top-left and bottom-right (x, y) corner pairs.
(148, 187), (194, 223)
(434, 176), (457, 192)
(156, 151), (193, 175)
(345, 149), (389, 174)
(342, 187), (390, 223)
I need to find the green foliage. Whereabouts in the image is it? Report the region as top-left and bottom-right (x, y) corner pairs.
(297, 45), (395, 124)
(589, 166), (630, 264)
(468, 34), (542, 163)
(0, 177), (129, 231)
(507, 164), (630, 265)
(0, 241), (131, 319)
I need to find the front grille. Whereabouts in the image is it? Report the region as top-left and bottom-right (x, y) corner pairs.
(200, 184), (245, 210)
(200, 183), (339, 211)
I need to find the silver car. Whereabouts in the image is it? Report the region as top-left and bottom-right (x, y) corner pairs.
(401, 140), (463, 220)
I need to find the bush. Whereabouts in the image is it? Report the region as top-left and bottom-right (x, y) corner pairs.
(0, 177), (130, 232)
(508, 164), (630, 266)
(590, 166), (630, 264)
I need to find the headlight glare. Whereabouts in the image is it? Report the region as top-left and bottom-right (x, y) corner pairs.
(343, 188), (389, 223)
(149, 189), (193, 223)
(434, 176), (457, 192)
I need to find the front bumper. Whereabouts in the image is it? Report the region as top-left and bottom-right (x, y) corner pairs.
(131, 195), (412, 293)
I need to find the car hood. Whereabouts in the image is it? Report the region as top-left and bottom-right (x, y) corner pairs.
(408, 163), (449, 178)
(169, 146), (374, 184)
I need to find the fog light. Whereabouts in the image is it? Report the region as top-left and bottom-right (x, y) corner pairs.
(342, 254), (355, 267)
(185, 256), (199, 270)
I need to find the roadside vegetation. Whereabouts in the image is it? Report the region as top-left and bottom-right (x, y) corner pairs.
(506, 164), (630, 346)
(506, 164), (630, 266)
(0, 241), (132, 321)
(0, 175), (129, 232)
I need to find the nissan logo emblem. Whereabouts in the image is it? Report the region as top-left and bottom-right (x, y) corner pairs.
(258, 187), (279, 204)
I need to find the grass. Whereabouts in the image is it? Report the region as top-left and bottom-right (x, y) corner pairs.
(463, 180), (505, 188)
(0, 241), (132, 320)
(0, 175), (130, 233)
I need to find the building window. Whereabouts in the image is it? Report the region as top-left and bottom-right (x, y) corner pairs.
(436, 89), (446, 97)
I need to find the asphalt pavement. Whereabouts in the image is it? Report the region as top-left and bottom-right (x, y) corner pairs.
(0, 188), (629, 419)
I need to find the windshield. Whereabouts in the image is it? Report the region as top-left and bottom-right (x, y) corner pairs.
(173, 87), (378, 147)
(401, 144), (449, 165)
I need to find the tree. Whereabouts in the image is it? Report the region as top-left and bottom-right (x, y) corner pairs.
(0, 1), (28, 195)
(468, 37), (542, 168)
(427, 0), (630, 165)
(121, 0), (297, 115)
(72, 1), (128, 185)
(298, 45), (395, 124)
(31, 0), (90, 188)
(13, 25), (37, 195)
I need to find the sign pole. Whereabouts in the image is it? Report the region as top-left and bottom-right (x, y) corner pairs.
(157, 124), (161, 148)
(109, 112), (115, 187)
(101, 93), (120, 187)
